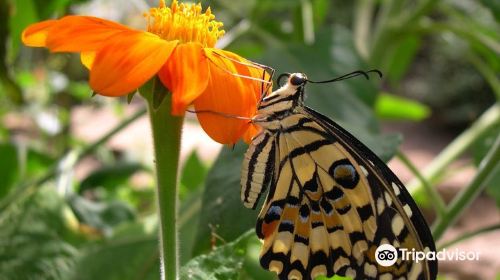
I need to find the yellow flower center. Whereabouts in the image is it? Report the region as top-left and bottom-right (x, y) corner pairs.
(145, 0), (225, 48)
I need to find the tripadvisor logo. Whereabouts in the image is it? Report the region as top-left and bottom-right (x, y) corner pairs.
(375, 244), (398, 266)
(375, 244), (481, 267)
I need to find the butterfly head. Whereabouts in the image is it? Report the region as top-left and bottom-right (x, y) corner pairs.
(278, 72), (308, 105)
(258, 73), (308, 114)
(288, 73), (308, 87)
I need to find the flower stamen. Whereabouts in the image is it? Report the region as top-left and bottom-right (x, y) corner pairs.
(145, 0), (225, 48)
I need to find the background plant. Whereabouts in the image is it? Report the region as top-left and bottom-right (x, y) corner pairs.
(1, 0), (498, 279)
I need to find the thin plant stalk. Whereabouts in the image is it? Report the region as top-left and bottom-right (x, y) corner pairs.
(408, 104), (500, 194)
(397, 151), (446, 218)
(142, 78), (184, 280)
(432, 135), (500, 240)
(438, 223), (500, 250)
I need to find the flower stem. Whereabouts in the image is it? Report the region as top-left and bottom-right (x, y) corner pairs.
(142, 78), (183, 280)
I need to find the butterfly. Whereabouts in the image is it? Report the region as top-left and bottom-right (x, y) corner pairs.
(240, 72), (437, 280)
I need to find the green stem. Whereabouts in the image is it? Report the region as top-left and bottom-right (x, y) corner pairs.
(468, 53), (500, 100)
(412, 21), (500, 60)
(369, 0), (439, 63)
(353, 0), (375, 59)
(432, 134), (500, 240)
(397, 151), (446, 218)
(437, 223), (500, 250)
(400, 0), (439, 27)
(141, 78), (183, 280)
(0, 107), (147, 213)
(300, 0), (315, 45)
(408, 103), (500, 194)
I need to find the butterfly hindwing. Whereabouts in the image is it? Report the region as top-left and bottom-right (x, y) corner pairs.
(241, 131), (276, 209)
(253, 114), (376, 279)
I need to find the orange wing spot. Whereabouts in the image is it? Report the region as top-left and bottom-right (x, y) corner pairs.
(261, 221), (279, 238)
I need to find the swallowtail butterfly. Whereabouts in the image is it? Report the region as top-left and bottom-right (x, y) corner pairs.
(240, 72), (437, 280)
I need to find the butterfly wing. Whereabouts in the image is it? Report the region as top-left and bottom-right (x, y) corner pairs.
(305, 106), (437, 279)
(254, 110), (437, 280)
(241, 131), (277, 209)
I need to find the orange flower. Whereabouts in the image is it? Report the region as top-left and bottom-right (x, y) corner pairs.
(22, 0), (269, 144)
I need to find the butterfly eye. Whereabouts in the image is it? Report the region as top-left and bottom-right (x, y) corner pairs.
(277, 73), (291, 87)
(289, 73), (307, 86)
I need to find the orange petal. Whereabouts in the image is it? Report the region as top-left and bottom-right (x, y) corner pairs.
(23, 16), (133, 52)
(194, 49), (269, 144)
(81, 52), (96, 69)
(158, 43), (209, 115)
(22, 20), (57, 47)
(89, 32), (177, 96)
(207, 49), (271, 102)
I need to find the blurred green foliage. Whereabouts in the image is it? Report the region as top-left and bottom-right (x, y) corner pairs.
(0, 0), (499, 279)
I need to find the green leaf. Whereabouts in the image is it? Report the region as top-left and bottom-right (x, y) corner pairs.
(241, 233), (275, 280)
(32, 0), (72, 19)
(179, 190), (202, 264)
(127, 91), (136, 104)
(486, 173), (500, 207)
(384, 36), (421, 84)
(180, 151), (208, 198)
(78, 163), (145, 193)
(67, 81), (92, 101)
(312, 0), (330, 27)
(472, 128), (500, 206)
(338, 124), (403, 163)
(0, 187), (81, 279)
(26, 148), (55, 177)
(0, 1), (23, 105)
(178, 152), (208, 263)
(192, 143), (257, 255)
(8, 0), (38, 61)
(0, 75), (24, 106)
(0, 143), (18, 199)
(139, 77), (169, 111)
(69, 223), (160, 280)
(181, 230), (254, 280)
(0, 142), (54, 200)
(68, 195), (135, 235)
(375, 93), (431, 121)
(480, 0), (500, 21)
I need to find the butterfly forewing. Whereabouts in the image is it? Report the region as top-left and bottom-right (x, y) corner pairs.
(241, 73), (437, 280)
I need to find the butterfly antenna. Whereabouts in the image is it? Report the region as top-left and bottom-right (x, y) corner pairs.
(307, 69), (383, 84)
